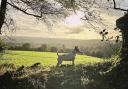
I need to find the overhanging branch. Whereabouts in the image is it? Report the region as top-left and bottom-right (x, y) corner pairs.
(112, 0), (128, 11)
(7, 2), (43, 18)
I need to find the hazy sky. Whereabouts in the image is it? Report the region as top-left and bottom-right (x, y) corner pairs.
(4, 0), (127, 40)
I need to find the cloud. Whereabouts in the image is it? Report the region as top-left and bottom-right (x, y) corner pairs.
(6, 7), (121, 40)
(66, 27), (84, 34)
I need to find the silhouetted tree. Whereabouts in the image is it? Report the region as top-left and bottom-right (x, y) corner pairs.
(37, 44), (48, 52)
(50, 46), (57, 52)
(0, 0), (7, 34)
(0, 0), (67, 52)
(22, 43), (31, 50)
(101, 1), (128, 89)
(0, 0), (66, 34)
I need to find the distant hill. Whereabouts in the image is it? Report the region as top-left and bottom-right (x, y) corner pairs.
(4, 36), (116, 48)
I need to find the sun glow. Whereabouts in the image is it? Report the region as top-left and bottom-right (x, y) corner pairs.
(65, 11), (84, 26)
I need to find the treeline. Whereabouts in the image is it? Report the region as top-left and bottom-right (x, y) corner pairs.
(8, 43), (58, 52)
(7, 42), (121, 58)
(81, 43), (121, 58)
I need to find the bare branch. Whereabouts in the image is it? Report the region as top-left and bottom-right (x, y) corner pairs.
(112, 0), (128, 11)
(7, 2), (43, 18)
(7, 0), (64, 19)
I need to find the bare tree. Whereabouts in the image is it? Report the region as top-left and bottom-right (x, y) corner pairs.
(0, 0), (66, 34)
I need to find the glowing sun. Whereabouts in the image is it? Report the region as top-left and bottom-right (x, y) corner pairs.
(65, 11), (84, 26)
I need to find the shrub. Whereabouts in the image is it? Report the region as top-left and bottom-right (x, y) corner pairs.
(50, 46), (57, 52)
(22, 43), (31, 51)
(36, 44), (48, 52)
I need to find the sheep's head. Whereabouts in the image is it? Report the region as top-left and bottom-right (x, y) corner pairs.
(73, 46), (83, 54)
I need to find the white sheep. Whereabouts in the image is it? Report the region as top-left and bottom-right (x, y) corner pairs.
(56, 46), (82, 67)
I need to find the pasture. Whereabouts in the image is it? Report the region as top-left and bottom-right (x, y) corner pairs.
(0, 50), (103, 67)
(0, 50), (112, 89)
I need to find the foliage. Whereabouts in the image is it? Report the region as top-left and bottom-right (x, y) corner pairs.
(0, 0), (113, 33)
(50, 46), (57, 52)
(8, 41), (121, 58)
(0, 38), (8, 54)
(0, 61), (112, 89)
(22, 43), (31, 50)
(36, 44), (48, 52)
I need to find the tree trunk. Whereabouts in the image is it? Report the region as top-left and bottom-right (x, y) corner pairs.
(120, 30), (128, 64)
(0, 0), (7, 34)
(108, 13), (128, 89)
(116, 13), (128, 63)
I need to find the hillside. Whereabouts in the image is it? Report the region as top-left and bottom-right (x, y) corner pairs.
(5, 36), (116, 48)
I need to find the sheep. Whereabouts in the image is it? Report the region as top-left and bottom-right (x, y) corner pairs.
(56, 46), (82, 67)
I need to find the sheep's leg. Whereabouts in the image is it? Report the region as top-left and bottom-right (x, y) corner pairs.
(56, 59), (62, 67)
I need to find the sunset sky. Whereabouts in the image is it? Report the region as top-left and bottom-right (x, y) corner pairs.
(4, 0), (127, 40)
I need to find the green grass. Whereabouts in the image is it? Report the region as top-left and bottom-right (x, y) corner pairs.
(0, 50), (113, 89)
(0, 50), (103, 67)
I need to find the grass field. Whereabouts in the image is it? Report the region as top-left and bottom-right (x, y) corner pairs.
(0, 50), (103, 67)
(0, 50), (113, 89)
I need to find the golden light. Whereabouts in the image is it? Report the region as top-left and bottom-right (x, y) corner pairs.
(65, 11), (84, 26)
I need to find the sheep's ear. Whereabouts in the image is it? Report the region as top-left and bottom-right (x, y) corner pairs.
(74, 46), (79, 51)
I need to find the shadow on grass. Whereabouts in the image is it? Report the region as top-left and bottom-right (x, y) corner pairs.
(0, 62), (112, 89)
